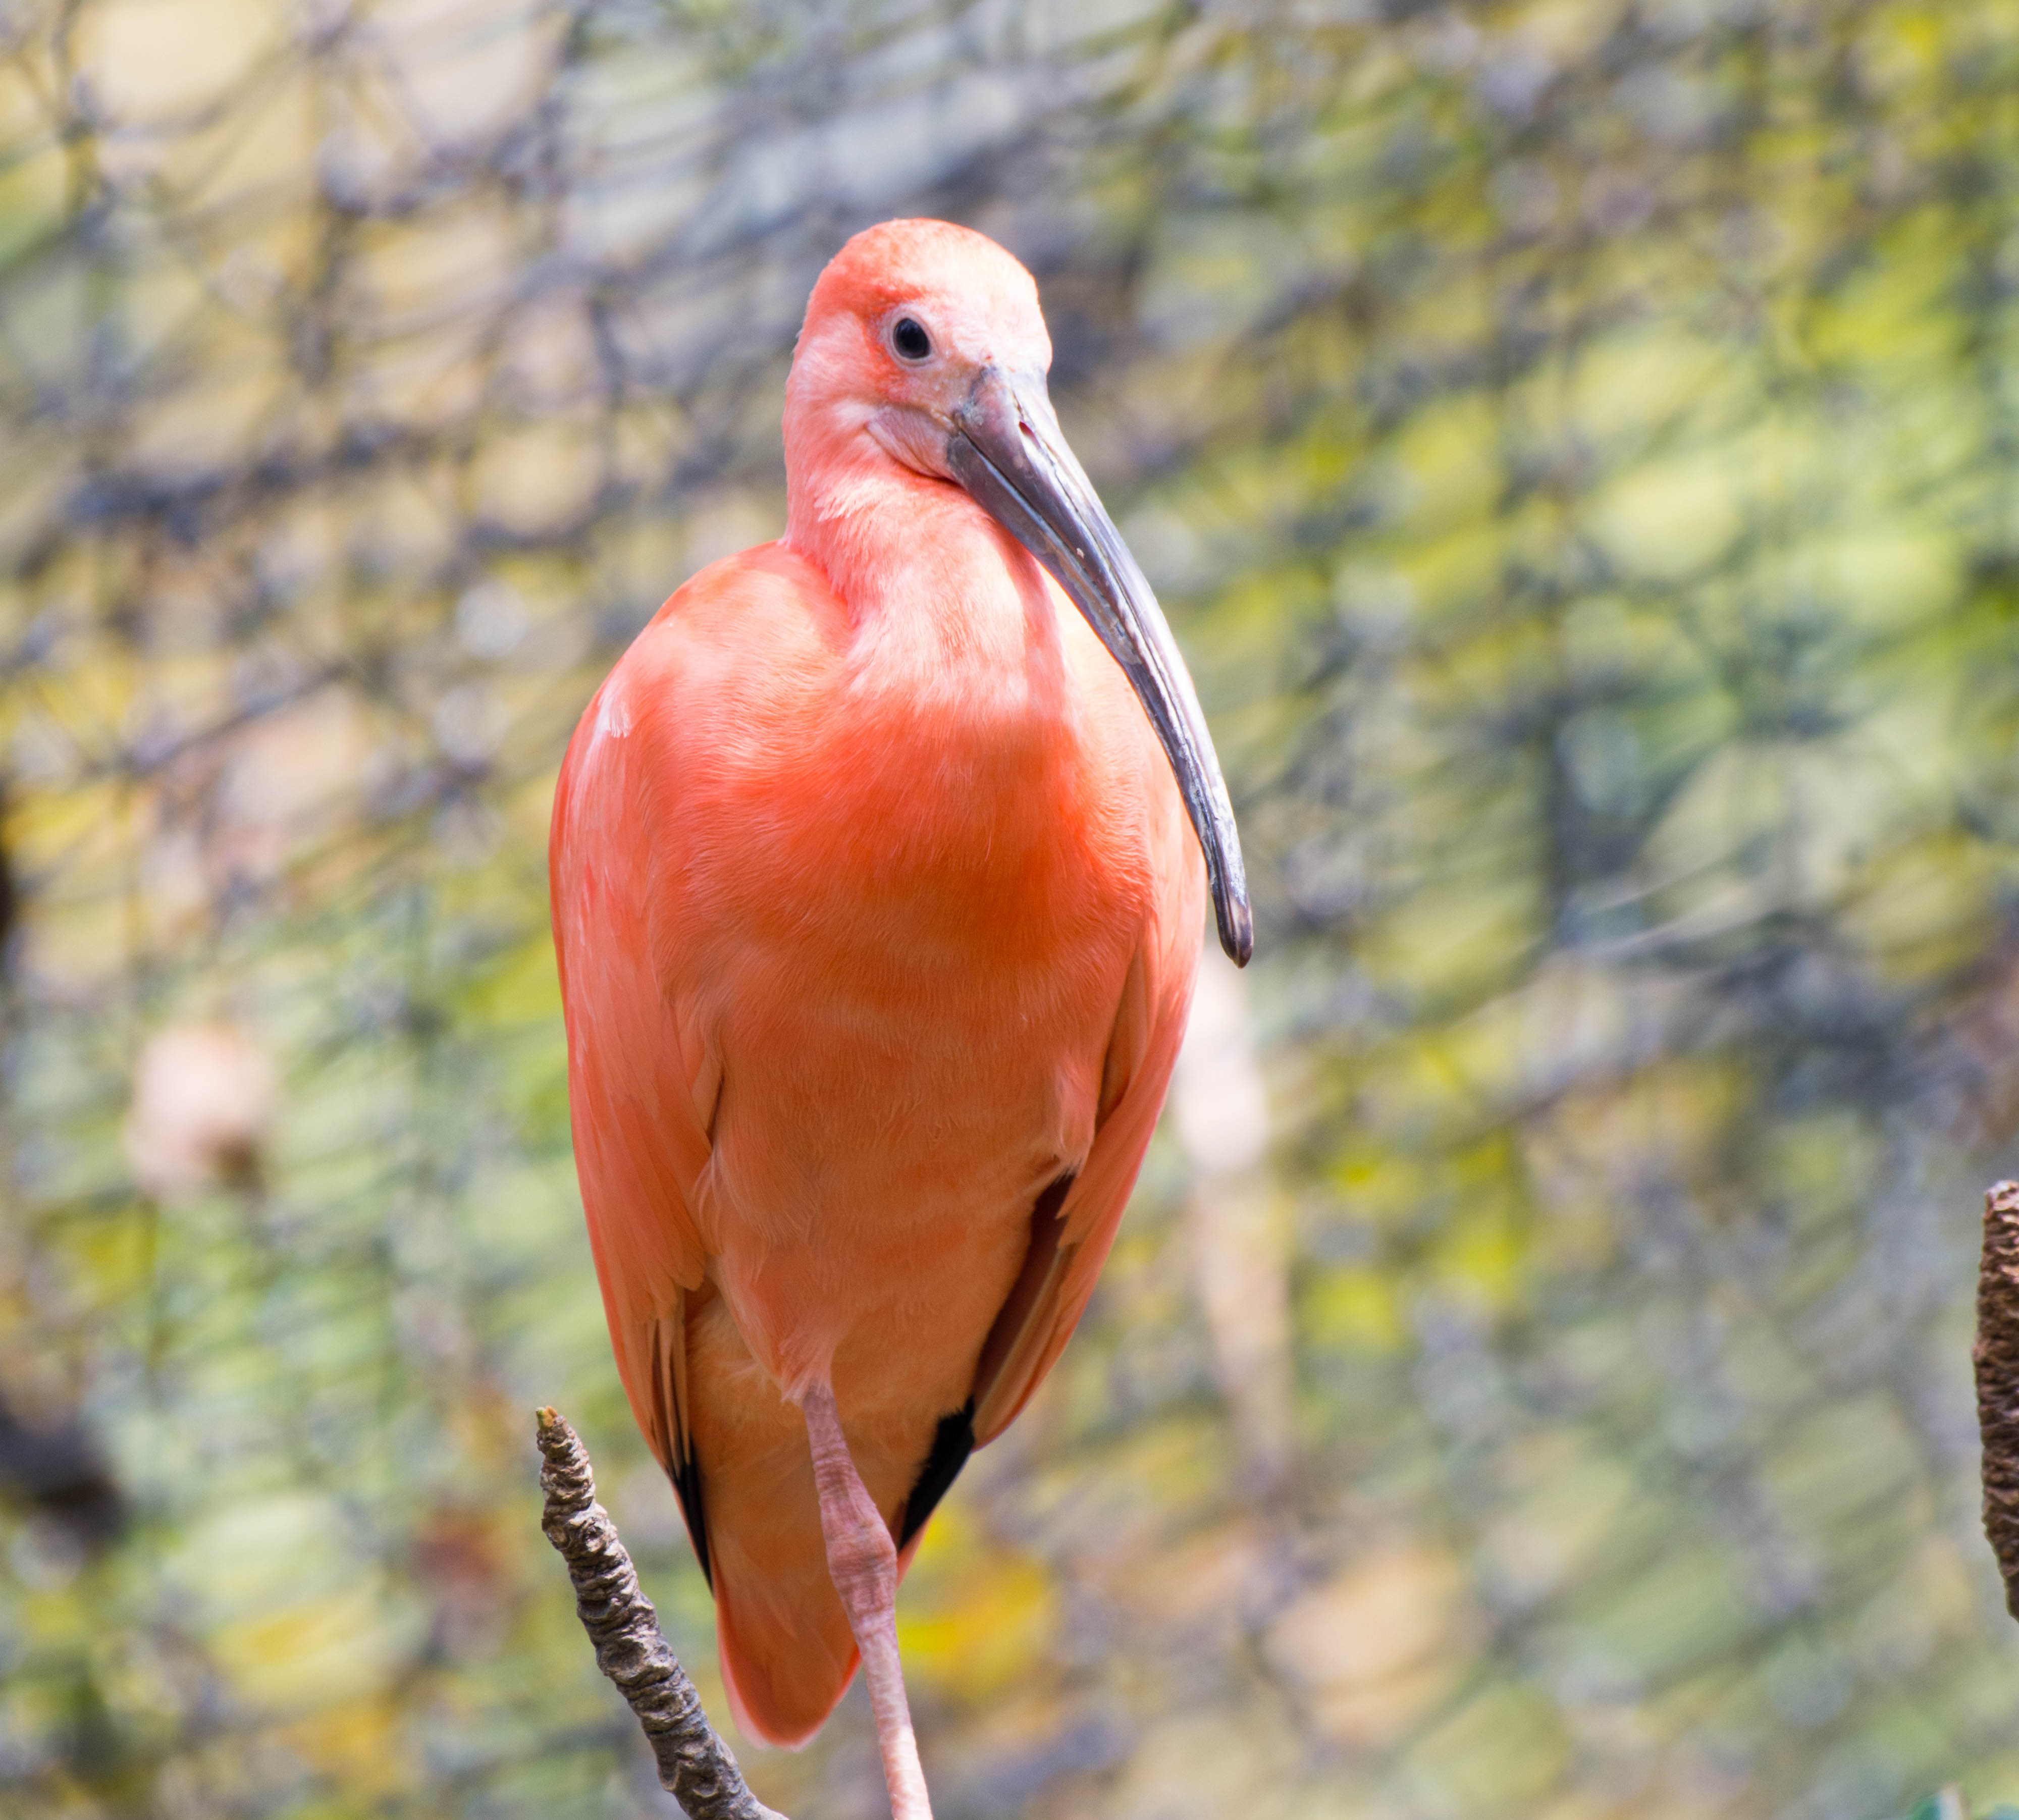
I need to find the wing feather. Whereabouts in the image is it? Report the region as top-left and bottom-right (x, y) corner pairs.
(970, 881), (1200, 1447)
(550, 673), (712, 1556)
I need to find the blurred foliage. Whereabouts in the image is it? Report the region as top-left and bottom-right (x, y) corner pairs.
(4, 0), (2019, 1815)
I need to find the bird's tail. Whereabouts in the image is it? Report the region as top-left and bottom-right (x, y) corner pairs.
(712, 1519), (861, 1749)
(705, 1433), (934, 1749)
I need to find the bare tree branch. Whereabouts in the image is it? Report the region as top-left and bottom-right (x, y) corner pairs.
(536, 1407), (788, 1820)
(1975, 1183), (2019, 1621)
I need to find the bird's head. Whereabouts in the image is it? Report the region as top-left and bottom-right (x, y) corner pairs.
(786, 219), (1252, 967)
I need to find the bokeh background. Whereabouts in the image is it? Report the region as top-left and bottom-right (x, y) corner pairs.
(6, 1), (2019, 1815)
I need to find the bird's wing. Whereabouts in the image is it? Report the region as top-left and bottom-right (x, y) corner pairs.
(550, 542), (851, 1593)
(549, 655), (716, 1576)
(970, 869), (1203, 1449)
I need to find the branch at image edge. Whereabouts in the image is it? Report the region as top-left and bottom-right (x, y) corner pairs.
(536, 1408), (787, 1820)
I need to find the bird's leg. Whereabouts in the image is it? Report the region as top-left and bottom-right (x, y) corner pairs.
(801, 1382), (933, 1820)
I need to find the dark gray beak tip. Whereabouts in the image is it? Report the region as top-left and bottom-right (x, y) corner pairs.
(1219, 893), (1254, 968)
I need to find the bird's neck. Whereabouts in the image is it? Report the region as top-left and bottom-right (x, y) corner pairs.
(782, 431), (1067, 707)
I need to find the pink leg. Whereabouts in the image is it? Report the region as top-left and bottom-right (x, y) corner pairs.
(802, 1383), (933, 1820)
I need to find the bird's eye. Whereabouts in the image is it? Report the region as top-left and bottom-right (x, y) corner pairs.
(891, 316), (932, 361)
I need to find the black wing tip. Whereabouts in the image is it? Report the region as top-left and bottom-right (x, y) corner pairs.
(897, 1401), (976, 1551)
(666, 1447), (713, 1590)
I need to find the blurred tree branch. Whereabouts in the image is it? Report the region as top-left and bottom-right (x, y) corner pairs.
(536, 1409), (786, 1820)
(1975, 1184), (2019, 1620)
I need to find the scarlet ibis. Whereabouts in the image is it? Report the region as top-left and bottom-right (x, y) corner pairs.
(550, 218), (1249, 1819)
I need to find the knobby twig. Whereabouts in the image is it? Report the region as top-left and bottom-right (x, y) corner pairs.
(1974, 1183), (2019, 1621)
(536, 1407), (787, 1820)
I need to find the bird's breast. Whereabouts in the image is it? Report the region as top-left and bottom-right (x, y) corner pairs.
(665, 578), (1174, 1399)
(711, 570), (1158, 971)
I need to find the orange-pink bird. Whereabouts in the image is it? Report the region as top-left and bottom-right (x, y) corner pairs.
(550, 219), (1249, 1820)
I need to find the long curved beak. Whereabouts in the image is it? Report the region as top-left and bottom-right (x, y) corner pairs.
(946, 367), (1253, 966)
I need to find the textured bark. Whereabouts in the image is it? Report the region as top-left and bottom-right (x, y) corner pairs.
(1975, 1184), (2019, 1622)
(536, 1408), (787, 1820)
